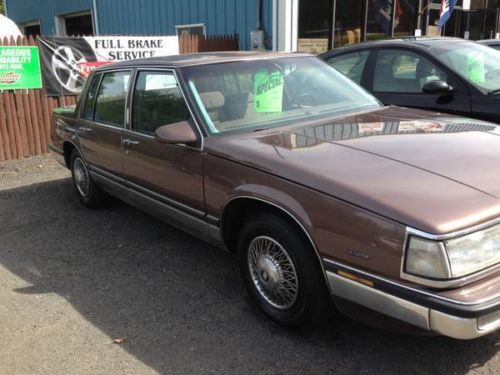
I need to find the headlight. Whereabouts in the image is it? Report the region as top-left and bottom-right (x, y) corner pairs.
(445, 224), (500, 277)
(405, 224), (500, 281)
(405, 237), (451, 279)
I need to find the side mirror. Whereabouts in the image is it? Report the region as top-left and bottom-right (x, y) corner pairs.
(422, 80), (453, 94)
(155, 120), (198, 145)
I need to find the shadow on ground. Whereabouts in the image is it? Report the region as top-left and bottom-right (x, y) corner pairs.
(0, 179), (498, 374)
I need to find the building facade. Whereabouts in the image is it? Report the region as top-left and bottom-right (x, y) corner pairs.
(5, 0), (500, 52)
(5, 0), (273, 50)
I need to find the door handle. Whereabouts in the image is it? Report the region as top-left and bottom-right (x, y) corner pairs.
(78, 127), (92, 134)
(122, 139), (140, 146)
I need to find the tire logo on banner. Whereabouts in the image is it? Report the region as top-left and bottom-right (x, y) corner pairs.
(39, 36), (179, 96)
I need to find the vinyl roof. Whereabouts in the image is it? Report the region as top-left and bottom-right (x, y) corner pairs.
(96, 51), (313, 70)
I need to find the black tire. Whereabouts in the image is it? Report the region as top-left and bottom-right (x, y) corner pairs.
(238, 213), (332, 327)
(70, 149), (105, 208)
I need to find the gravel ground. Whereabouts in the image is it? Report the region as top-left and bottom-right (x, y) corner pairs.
(0, 155), (498, 374)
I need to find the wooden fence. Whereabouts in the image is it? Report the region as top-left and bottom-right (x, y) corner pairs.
(179, 34), (239, 53)
(0, 36), (78, 161)
(0, 33), (239, 161)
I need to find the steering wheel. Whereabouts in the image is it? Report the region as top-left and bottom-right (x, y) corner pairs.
(295, 93), (317, 107)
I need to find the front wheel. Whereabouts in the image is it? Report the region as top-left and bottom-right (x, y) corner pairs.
(238, 213), (331, 327)
(70, 150), (105, 208)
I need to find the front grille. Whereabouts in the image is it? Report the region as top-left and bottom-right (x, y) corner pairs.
(478, 310), (500, 330)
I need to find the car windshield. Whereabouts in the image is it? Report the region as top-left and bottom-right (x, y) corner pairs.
(430, 41), (500, 92)
(181, 56), (380, 134)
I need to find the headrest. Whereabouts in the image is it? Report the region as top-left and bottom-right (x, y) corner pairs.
(199, 91), (225, 110)
(416, 59), (434, 78)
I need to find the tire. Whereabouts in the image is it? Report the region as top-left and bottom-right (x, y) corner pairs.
(238, 213), (332, 327)
(70, 149), (105, 208)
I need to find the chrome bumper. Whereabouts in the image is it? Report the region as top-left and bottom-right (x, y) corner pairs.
(326, 270), (500, 340)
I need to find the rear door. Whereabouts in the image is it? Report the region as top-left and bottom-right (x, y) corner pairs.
(121, 69), (205, 214)
(366, 49), (470, 115)
(78, 70), (132, 177)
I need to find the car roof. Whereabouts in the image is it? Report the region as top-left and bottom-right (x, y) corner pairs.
(477, 39), (500, 45)
(95, 51), (313, 71)
(321, 36), (470, 56)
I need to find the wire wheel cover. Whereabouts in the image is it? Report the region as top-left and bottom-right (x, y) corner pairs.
(247, 236), (299, 310)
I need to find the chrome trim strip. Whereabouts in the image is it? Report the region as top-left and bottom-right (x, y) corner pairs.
(126, 180), (205, 218)
(401, 225), (500, 289)
(323, 258), (499, 306)
(328, 270), (499, 339)
(89, 170), (226, 250)
(327, 271), (430, 330)
(221, 195), (332, 294)
(407, 217), (500, 241)
(88, 165), (205, 218)
(88, 164), (124, 183)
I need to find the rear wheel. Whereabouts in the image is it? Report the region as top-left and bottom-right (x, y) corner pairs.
(70, 150), (105, 208)
(238, 213), (331, 327)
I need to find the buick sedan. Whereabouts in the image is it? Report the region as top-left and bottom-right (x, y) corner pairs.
(50, 52), (500, 339)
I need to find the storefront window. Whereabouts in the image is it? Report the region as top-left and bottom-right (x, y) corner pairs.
(298, 0), (333, 54)
(333, 0), (364, 48)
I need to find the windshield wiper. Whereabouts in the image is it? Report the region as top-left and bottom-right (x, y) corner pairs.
(487, 88), (500, 95)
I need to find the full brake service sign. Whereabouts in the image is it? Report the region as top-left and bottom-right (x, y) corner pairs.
(0, 46), (42, 90)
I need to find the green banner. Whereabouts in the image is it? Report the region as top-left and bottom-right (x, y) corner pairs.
(254, 70), (284, 113)
(0, 46), (42, 90)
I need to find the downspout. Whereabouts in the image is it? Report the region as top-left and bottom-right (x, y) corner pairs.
(92, 0), (100, 35)
(256, 0), (262, 30)
(4, 0), (9, 17)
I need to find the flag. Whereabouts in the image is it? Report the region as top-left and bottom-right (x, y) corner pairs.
(373, 0), (403, 34)
(438, 0), (457, 28)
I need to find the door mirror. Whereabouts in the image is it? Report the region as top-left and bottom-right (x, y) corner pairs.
(155, 120), (198, 145)
(422, 80), (453, 94)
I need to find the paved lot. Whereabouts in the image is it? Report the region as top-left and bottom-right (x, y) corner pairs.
(0, 156), (498, 374)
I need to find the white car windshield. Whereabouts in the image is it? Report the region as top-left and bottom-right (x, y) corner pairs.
(431, 41), (500, 93)
(181, 56), (381, 134)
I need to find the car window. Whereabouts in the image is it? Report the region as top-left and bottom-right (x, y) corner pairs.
(373, 50), (447, 93)
(82, 74), (101, 120)
(326, 51), (369, 84)
(182, 57), (380, 135)
(93, 71), (131, 127)
(132, 71), (190, 135)
(431, 41), (500, 92)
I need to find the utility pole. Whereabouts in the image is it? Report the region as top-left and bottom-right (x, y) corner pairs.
(389, 0), (397, 37)
(416, 0), (423, 35)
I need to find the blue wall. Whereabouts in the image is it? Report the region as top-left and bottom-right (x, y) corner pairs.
(6, 0), (273, 50)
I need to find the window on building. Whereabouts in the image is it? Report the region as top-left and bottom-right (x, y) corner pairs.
(176, 24), (206, 37)
(373, 50), (448, 93)
(326, 50), (370, 84)
(22, 22), (41, 37)
(132, 71), (190, 135)
(94, 71), (131, 126)
(56, 12), (93, 36)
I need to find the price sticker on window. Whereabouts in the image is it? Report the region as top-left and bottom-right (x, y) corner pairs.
(467, 52), (485, 84)
(254, 70), (283, 113)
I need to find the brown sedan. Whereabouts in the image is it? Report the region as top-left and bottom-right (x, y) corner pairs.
(50, 52), (500, 339)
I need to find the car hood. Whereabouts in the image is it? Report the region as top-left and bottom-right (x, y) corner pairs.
(205, 106), (500, 234)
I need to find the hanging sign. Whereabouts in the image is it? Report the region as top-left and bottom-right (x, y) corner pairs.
(0, 46), (42, 90)
(38, 36), (179, 96)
